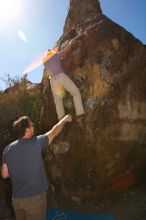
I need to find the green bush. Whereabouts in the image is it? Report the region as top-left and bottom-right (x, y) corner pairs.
(0, 75), (42, 158)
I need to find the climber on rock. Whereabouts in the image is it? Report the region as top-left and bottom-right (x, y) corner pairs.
(43, 47), (85, 129)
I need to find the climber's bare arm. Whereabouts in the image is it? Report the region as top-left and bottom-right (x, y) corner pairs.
(60, 38), (77, 56)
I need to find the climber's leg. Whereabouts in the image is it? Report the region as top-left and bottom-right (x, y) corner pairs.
(60, 73), (85, 116)
(50, 76), (65, 120)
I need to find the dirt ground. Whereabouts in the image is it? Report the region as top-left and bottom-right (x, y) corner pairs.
(47, 183), (146, 220)
(1, 179), (146, 220)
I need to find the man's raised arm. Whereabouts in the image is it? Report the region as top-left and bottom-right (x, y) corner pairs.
(46, 114), (72, 144)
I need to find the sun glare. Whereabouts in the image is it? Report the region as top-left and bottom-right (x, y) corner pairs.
(0, 0), (22, 24)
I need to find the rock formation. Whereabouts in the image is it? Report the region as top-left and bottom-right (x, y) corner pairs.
(41, 0), (146, 201)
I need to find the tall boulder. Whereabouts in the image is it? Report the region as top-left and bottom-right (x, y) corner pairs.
(64, 0), (102, 33)
(41, 0), (146, 201)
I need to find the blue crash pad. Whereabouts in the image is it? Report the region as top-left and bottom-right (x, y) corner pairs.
(46, 208), (115, 220)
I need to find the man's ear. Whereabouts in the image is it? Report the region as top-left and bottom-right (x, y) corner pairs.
(25, 127), (29, 134)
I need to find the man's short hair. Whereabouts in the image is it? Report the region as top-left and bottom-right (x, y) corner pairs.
(13, 116), (31, 137)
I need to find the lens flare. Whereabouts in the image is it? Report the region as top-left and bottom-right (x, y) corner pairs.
(22, 55), (45, 75)
(22, 48), (59, 75)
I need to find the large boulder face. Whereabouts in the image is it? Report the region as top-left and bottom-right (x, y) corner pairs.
(64, 0), (102, 33)
(41, 0), (146, 200)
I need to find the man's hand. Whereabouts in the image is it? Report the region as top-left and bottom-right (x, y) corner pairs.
(47, 114), (72, 144)
(62, 114), (72, 123)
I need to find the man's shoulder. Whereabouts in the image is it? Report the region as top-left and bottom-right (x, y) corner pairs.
(36, 134), (49, 149)
(10, 139), (19, 148)
(11, 139), (19, 145)
(36, 134), (48, 141)
(3, 139), (19, 154)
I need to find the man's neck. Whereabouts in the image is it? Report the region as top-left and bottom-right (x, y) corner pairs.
(22, 134), (32, 139)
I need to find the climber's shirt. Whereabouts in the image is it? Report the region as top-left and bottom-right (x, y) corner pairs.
(44, 52), (64, 78)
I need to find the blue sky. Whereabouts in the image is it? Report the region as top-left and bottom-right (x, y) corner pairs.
(0, 0), (145, 90)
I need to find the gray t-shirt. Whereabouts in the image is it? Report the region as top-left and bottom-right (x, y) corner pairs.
(2, 135), (49, 198)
